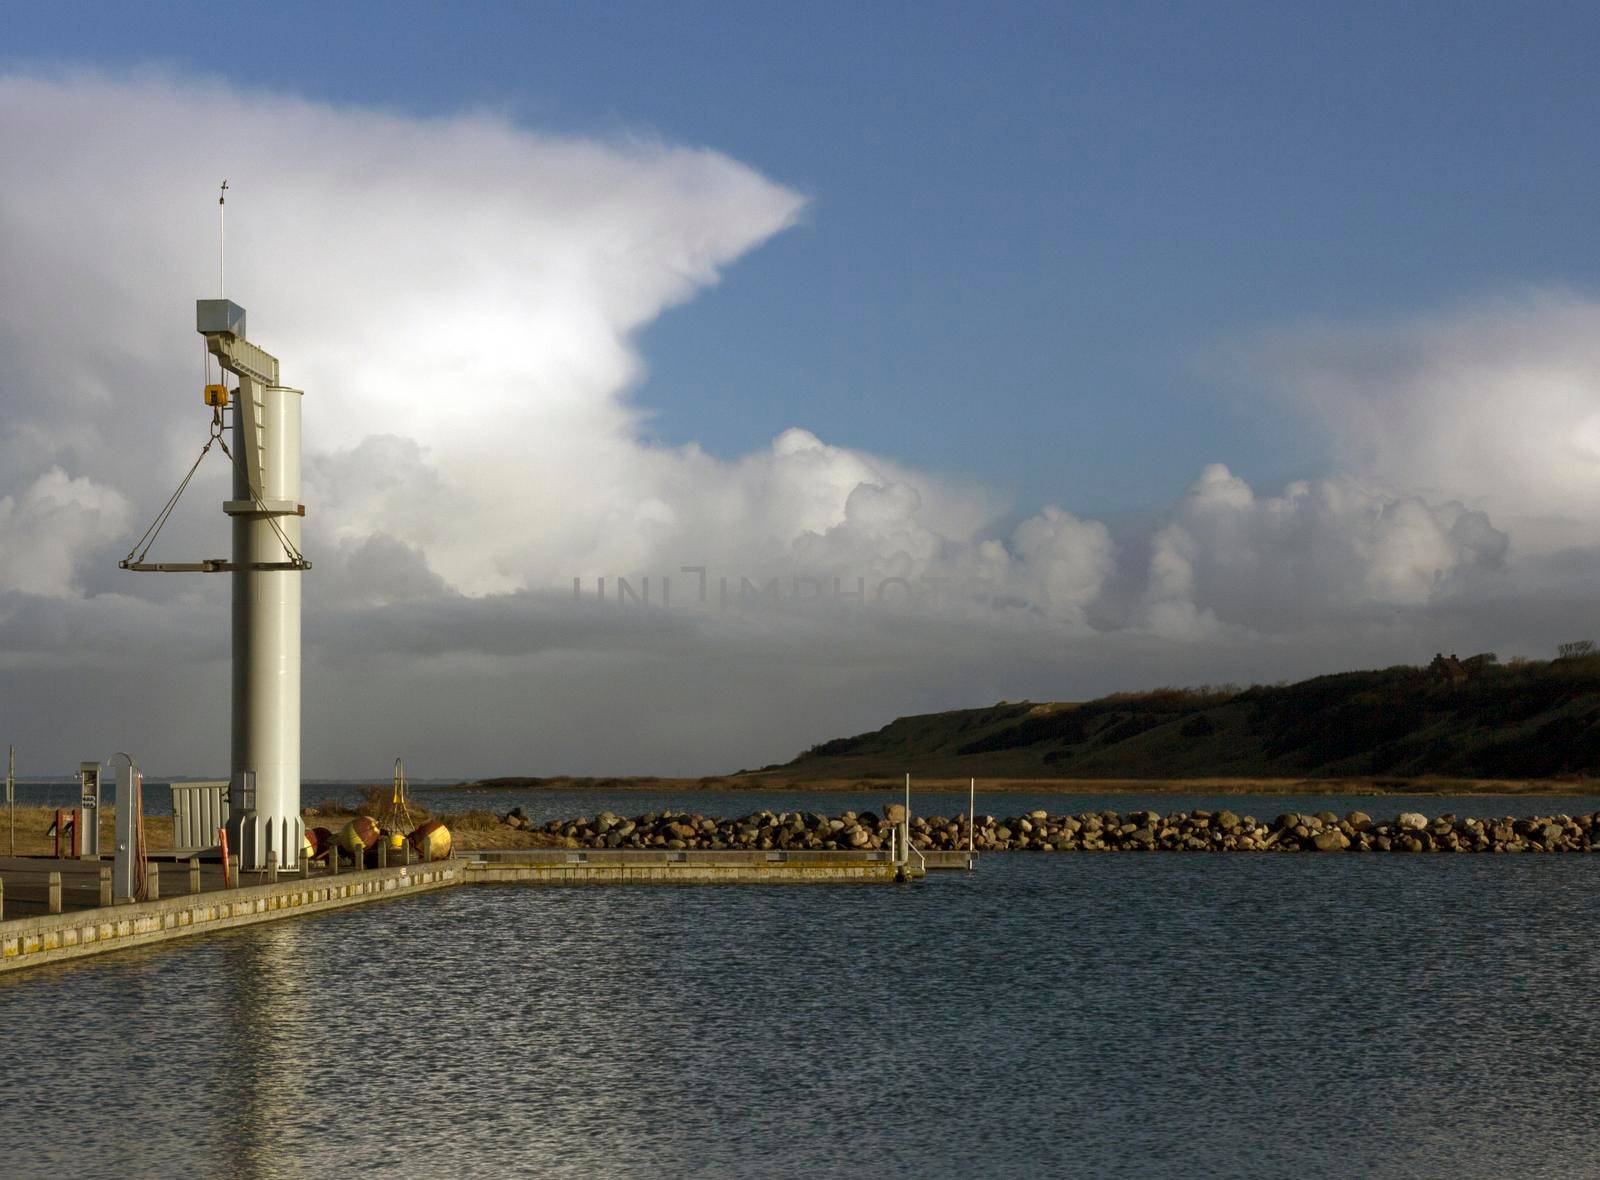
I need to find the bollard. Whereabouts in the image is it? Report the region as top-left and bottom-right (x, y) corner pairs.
(100, 866), (112, 907)
(0, 875), (5, 920)
(378, 839), (388, 869)
(189, 857), (201, 895)
(422, 838), (431, 864)
(329, 846), (339, 876)
(48, 871), (61, 915)
(401, 839), (410, 867)
(300, 850), (310, 880)
(266, 851), (278, 885)
(147, 862), (159, 902)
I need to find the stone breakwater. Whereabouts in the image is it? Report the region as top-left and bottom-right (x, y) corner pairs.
(500, 806), (1600, 854)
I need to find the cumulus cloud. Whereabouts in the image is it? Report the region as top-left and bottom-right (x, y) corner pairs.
(1242, 291), (1600, 551)
(0, 71), (1594, 775)
(0, 469), (130, 597)
(1141, 464), (1508, 639)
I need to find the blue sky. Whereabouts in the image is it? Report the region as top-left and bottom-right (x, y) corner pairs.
(5, 3), (1600, 775)
(15, 1), (1600, 521)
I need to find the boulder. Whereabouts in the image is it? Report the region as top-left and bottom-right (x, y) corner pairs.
(1397, 813), (1428, 831)
(1345, 811), (1373, 832)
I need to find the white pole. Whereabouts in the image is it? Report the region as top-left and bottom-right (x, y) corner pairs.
(969, 776), (975, 854)
(903, 771), (911, 868)
(231, 377), (303, 869)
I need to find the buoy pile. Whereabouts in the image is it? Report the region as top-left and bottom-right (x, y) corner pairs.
(303, 815), (452, 867)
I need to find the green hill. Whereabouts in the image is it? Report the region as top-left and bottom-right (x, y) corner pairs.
(770, 654), (1600, 782)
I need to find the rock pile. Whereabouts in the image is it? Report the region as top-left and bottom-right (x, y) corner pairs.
(497, 805), (1600, 854)
(957, 808), (1600, 853)
(501, 806), (908, 852)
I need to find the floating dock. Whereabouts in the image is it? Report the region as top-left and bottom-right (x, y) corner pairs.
(0, 847), (965, 975)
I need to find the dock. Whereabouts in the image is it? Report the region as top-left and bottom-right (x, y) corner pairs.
(0, 846), (971, 975)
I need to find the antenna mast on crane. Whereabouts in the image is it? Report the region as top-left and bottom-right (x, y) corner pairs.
(218, 179), (228, 298)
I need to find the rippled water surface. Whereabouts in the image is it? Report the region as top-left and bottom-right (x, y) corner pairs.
(2, 855), (1598, 1178)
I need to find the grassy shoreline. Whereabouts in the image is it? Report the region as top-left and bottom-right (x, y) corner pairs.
(446, 775), (1599, 797)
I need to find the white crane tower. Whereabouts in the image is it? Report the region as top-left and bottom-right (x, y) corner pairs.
(123, 297), (310, 870)
(202, 299), (308, 870)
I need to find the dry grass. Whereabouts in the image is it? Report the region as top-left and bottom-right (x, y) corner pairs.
(0, 805), (174, 857)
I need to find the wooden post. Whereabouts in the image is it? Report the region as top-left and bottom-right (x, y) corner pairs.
(147, 862), (159, 901)
(54, 809), (66, 858)
(266, 851), (278, 885)
(218, 826), (231, 889)
(100, 865), (112, 907)
(189, 857), (201, 894)
(47, 870), (61, 914)
(0, 875), (5, 920)
(300, 849), (310, 879)
(422, 837), (431, 864)
(378, 839), (388, 869)
(401, 839), (410, 867)
(329, 844), (339, 876)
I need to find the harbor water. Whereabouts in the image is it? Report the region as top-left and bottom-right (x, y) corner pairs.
(1, 847), (1596, 1177)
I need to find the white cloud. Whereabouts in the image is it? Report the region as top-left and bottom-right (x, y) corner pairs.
(0, 72), (1594, 775)
(1243, 291), (1600, 551)
(0, 468), (131, 597)
(1141, 464), (1508, 639)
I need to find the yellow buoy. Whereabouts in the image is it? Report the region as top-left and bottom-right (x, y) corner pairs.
(337, 816), (380, 857)
(408, 820), (452, 862)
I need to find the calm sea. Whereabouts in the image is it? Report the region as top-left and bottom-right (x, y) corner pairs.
(0, 843), (1596, 1177)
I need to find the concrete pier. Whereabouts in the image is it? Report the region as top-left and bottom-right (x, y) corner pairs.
(462, 847), (935, 884)
(0, 848), (946, 975)
(0, 862), (460, 974)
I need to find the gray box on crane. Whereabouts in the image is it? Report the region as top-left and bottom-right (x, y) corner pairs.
(196, 299), (247, 339)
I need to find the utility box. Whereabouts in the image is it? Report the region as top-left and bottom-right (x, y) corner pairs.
(172, 781), (229, 855)
(78, 761), (101, 858)
(196, 299), (247, 339)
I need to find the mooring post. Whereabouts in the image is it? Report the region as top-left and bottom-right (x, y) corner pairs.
(329, 846), (339, 876)
(47, 871), (61, 915)
(401, 839), (410, 867)
(100, 865), (111, 907)
(0, 875), (5, 920)
(147, 862), (159, 901)
(189, 857), (201, 894)
(378, 840), (388, 870)
(300, 850), (310, 880)
(266, 851), (277, 885)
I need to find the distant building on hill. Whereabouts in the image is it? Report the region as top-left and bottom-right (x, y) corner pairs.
(1429, 653), (1469, 686)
